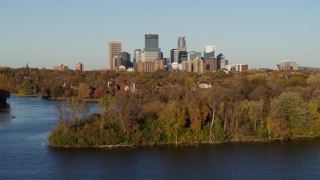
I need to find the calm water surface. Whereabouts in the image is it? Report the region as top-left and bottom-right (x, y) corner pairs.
(1, 97), (320, 179)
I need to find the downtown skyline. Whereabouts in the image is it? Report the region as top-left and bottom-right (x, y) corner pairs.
(1, 0), (319, 70)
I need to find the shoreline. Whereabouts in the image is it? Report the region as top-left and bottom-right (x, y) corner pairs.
(47, 136), (320, 149)
(10, 94), (100, 103)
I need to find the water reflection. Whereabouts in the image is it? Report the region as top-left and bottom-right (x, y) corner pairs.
(0, 103), (11, 122)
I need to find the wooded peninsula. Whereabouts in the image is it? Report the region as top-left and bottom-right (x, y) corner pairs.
(1, 67), (320, 147)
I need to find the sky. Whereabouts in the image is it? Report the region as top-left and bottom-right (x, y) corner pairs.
(1, 0), (319, 70)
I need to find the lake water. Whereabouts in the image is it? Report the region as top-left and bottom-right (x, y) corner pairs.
(1, 97), (320, 179)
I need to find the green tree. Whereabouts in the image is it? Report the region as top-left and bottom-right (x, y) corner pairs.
(269, 92), (308, 137)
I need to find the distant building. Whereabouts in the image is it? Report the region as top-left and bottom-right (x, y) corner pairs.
(224, 62), (248, 72)
(53, 64), (68, 71)
(133, 49), (141, 67)
(181, 61), (192, 72)
(170, 49), (179, 63)
(144, 34), (161, 55)
(236, 63), (249, 72)
(163, 58), (170, 65)
(141, 51), (159, 62)
(134, 49), (142, 71)
(118, 52), (130, 62)
(138, 34), (162, 62)
(75, 62), (84, 71)
(178, 51), (188, 63)
(177, 37), (187, 52)
(298, 66), (320, 71)
(191, 57), (203, 73)
(108, 41), (122, 70)
(188, 51), (202, 61)
(220, 55), (228, 70)
(135, 59), (164, 73)
(278, 60), (298, 70)
(217, 53), (226, 70)
(136, 61), (144, 73)
(113, 56), (122, 69)
(225, 64), (236, 72)
(118, 51), (132, 68)
(154, 59), (165, 70)
(204, 45), (216, 60)
(203, 58), (216, 71)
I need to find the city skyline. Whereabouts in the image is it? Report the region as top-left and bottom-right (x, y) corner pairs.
(1, 0), (319, 70)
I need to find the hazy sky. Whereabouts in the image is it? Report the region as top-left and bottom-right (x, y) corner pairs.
(1, 0), (319, 70)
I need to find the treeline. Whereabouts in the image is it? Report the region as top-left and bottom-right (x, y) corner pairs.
(46, 69), (320, 147)
(1, 67), (320, 147)
(0, 67), (120, 98)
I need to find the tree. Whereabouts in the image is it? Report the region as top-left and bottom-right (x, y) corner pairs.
(77, 83), (91, 99)
(269, 92), (308, 137)
(159, 101), (187, 143)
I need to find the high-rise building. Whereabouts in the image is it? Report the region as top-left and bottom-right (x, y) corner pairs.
(143, 34), (161, 61)
(177, 37), (187, 52)
(75, 62), (84, 71)
(133, 49), (141, 70)
(163, 58), (170, 65)
(204, 45), (216, 60)
(144, 34), (159, 51)
(141, 51), (159, 62)
(134, 49), (142, 63)
(191, 57), (203, 73)
(188, 51), (202, 61)
(178, 51), (188, 63)
(118, 51), (131, 68)
(113, 56), (122, 69)
(203, 58), (216, 71)
(220, 59), (228, 70)
(108, 41), (122, 70)
(170, 49), (179, 63)
(118, 52), (130, 62)
(217, 53), (225, 70)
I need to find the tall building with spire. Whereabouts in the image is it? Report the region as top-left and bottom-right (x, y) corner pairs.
(108, 41), (122, 70)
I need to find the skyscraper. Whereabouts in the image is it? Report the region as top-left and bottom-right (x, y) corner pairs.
(170, 49), (179, 63)
(177, 37), (187, 52)
(204, 45), (216, 60)
(143, 34), (161, 62)
(118, 51), (131, 68)
(108, 41), (122, 70)
(188, 51), (202, 61)
(219, 53), (228, 70)
(144, 34), (160, 52)
(133, 49), (141, 69)
(191, 57), (203, 73)
(217, 53), (225, 70)
(178, 51), (188, 63)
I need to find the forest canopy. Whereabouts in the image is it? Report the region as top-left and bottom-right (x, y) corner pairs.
(1, 67), (320, 147)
